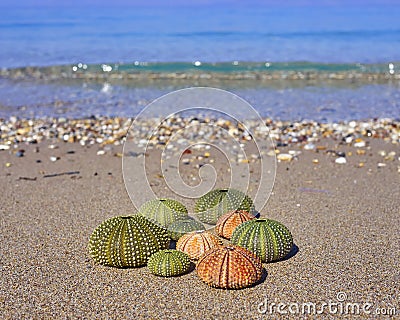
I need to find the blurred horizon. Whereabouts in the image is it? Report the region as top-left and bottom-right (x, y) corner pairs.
(1, 0), (400, 7)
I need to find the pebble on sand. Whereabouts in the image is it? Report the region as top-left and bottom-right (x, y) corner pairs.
(0, 145), (10, 150)
(335, 157), (347, 164)
(277, 153), (293, 161)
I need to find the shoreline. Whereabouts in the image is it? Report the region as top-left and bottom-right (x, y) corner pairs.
(1, 61), (400, 83)
(1, 116), (398, 146)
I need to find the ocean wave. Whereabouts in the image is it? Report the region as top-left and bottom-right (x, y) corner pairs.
(1, 61), (399, 83)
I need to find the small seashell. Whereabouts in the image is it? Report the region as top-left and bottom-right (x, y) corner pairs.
(181, 158), (190, 165)
(177, 231), (222, 260)
(17, 127), (30, 135)
(50, 156), (59, 162)
(356, 149), (366, 155)
(344, 136), (354, 144)
(312, 159), (319, 164)
(96, 150), (105, 155)
(277, 153), (293, 161)
(196, 245), (263, 289)
(384, 151), (396, 161)
(303, 143), (315, 150)
(0, 145), (10, 150)
(353, 138), (366, 147)
(335, 157), (347, 164)
(288, 150), (301, 156)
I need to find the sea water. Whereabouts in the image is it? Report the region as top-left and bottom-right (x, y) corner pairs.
(0, 3), (399, 121)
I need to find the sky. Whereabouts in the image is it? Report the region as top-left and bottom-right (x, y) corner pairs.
(1, 0), (399, 6)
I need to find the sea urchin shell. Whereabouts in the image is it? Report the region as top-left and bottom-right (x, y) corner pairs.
(177, 231), (222, 260)
(196, 245), (263, 289)
(147, 249), (191, 277)
(215, 210), (255, 239)
(194, 188), (255, 225)
(167, 218), (205, 241)
(139, 198), (188, 228)
(231, 218), (293, 262)
(88, 215), (170, 268)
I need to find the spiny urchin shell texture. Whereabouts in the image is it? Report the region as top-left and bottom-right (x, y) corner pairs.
(167, 218), (205, 241)
(177, 231), (222, 260)
(88, 215), (170, 268)
(196, 245), (263, 289)
(139, 198), (188, 228)
(215, 210), (256, 239)
(147, 249), (191, 277)
(194, 188), (255, 225)
(230, 218), (293, 262)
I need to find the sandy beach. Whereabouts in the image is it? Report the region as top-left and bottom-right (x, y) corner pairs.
(2, 0), (400, 318)
(1, 117), (399, 319)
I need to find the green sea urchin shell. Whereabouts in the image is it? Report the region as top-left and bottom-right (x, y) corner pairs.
(167, 218), (205, 241)
(194, 188), (255, 225)
(139, 198), (188, 228)
(147, 249), (191, 277)
(88, 215), (170, 268)
(231, 218), (293, 262)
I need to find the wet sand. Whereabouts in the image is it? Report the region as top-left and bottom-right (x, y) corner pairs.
(1, 127), (399, 318)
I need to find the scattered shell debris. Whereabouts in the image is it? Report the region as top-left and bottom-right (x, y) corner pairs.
(1, 117), (398, 146)
(0, 116), (398, 167)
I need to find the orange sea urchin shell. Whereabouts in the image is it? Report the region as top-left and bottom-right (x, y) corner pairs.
(215, 210), (255, 239)
(196, 245), (263, 289)
(177, 231), (222, 260)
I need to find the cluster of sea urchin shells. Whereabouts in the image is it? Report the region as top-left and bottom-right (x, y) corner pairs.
(88, 188), (295, 289)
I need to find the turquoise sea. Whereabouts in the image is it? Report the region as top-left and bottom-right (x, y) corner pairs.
(0, 3), (399, 121)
